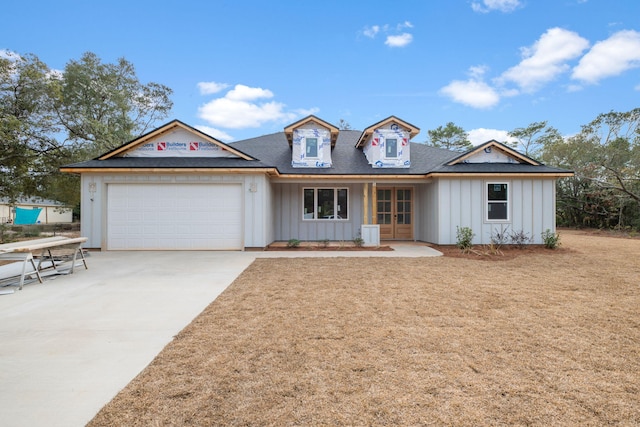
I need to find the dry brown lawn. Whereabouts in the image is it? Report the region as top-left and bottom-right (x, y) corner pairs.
(89, 230), (640, 426)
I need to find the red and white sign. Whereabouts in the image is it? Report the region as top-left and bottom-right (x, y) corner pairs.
(157, 142), (166, 151)
(189, 142), (199, 151)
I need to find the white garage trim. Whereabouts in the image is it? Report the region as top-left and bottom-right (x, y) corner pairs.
(107, 183), (243, 250)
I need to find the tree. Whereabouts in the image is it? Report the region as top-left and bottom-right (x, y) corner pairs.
(581, 109), (640, 204)
(1, 50), (174, 211)
(426, 122), (472, 152)
(51, 52), (173, 157)
(337, 118), (352, 130)
(0, 52), (63, 202)
(541, 108), (640, 230)
(509, 121), (562, 159)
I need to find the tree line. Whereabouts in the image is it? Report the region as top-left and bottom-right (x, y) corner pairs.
(2, 51), (638, 230)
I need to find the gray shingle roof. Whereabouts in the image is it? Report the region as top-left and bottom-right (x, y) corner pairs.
(62, 129), (572, 176)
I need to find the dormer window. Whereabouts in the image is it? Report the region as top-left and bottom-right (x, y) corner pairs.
(305, 137), (318, 158)
(385, 138), (398, 158)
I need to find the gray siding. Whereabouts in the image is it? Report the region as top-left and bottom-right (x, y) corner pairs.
(274, 183), (363, 241)
(436, 177), (557, 245)
(416, 181), (439, 243)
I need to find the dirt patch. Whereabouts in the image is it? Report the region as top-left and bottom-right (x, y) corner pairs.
(88, 229), (640, 426)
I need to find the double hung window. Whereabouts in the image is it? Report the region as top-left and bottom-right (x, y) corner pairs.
(303, 188), (348, 220)
(487, 182), (509, 221)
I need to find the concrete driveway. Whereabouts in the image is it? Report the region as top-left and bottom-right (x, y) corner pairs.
(0, 244), (440, 427)
(0, 251), (257, 427)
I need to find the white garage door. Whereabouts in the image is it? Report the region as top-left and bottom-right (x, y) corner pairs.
(107, 183), (242, 250)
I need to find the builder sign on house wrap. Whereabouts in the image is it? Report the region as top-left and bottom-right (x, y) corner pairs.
(123, 127), (238, 158)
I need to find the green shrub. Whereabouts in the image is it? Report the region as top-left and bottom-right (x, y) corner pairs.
(286, 238), (301, 248)
(353, 237), (364, 247)
(456, 226), (475, 253)
(541, 229), (561, 249)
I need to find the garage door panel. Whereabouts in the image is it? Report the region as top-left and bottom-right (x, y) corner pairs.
(107, 183), (242, 250)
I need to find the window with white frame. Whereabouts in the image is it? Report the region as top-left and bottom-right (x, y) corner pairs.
(487, 182), (509, 221)
(385, 137), (398, 158)
(303, 188), (348, 220)
(305, 137), (318, 158)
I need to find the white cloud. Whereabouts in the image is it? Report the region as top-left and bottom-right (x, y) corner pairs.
(572, 30), (640, 84)
(439, 76), (500, 109)
(225, 84), (273, 101)
(635, 83), (640, 91)
(467, 128), (518, 145)
(363, 22), (414, 47)
(197, 84), (315, 129)
(385, 33), (413, 48)
(472, 0), (522, 13)
(499, 28), (589, 93)
(194, 125), (235, 142)
(197, 81), (229, 95)
(363, 25), (380, 38)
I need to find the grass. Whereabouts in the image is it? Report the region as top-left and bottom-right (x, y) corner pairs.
(89, 230), (640, 426)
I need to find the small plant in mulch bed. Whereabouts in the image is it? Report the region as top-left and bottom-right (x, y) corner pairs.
(287, 238), (301, 248)
(456, 226), (475, 253)
(353, 237), (364, 247)
(509, 229), (533, 248)
(541, 229), (561, 249)
(318, 239), (330, 248)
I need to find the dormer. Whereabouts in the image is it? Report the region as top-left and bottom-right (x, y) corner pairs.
(355, 116), (419, 168)
(447, 140), (540, 165)
(285, 115), (339, 168)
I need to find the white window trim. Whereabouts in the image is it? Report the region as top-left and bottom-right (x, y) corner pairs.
(304, 137), (319, 159)
(485, 181), (510, 222)
(302, 187), (349, 221)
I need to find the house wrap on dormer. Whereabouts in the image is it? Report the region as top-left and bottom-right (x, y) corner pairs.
(284, 116), (339, 168)
(355, 116), (420, 168)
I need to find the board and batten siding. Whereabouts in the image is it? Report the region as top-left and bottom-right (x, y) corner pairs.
(274, 183), (363, 242)
(435, 177), (557, 245)
(416, 181), (439, 244)
(80, 173), (271, 250)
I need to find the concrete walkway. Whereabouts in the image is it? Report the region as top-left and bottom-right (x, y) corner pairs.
(0, 244), (440, 427)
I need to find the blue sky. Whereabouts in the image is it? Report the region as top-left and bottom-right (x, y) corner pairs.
(3, 0), (640, 145)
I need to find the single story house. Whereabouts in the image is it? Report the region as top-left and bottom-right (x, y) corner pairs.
(61, 116), (573, 250)
(0, 197), (73, 225)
